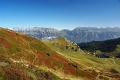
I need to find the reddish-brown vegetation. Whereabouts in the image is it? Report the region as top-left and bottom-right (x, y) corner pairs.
(0, 28), (120, 79)
(4, 68), (32, 80)
(0, 37), (10, 48)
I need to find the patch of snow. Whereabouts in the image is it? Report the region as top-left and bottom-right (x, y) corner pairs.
(42, 36), (57, 41)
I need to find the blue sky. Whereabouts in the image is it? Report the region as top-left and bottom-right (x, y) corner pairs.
(0, 0), (120, 30)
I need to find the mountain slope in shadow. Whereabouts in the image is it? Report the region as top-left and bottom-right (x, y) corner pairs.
(78, 38), (120, 57)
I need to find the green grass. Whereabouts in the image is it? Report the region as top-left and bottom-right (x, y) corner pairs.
(16, 47), (21, 52)
(42, 39), (120, 73)
(114, 59), (120, 66)
(116, 45), (120, 52)
(0, 47), (5, 53)
(1, 28), (120, 79)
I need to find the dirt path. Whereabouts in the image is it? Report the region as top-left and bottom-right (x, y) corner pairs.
(111, 59), (120, 67)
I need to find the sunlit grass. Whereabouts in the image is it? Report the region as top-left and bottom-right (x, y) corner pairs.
(42, 40), (120, 73)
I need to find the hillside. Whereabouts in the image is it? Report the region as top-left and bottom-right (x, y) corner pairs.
(0, 28), (120, 80)
(42, 38), (120, 80)
(78, 38), (120, 58)
(13, 27), (120, 43)
(0, 28), (82, 80)
(46, 38), (84, 53)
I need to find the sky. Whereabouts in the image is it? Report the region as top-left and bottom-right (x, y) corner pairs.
(0, 0), (120, 30)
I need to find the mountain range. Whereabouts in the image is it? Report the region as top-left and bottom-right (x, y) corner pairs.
(1, 27), (120, 80)
(13, 27), (120, 43)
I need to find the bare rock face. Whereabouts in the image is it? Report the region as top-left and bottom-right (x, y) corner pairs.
(13, 27), (120, 43)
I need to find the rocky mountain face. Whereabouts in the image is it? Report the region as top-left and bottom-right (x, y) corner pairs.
(13, 27), (120, 43)
(13, 27), (62, 40)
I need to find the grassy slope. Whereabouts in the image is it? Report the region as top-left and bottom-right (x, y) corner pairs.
(0, 28), (61, 80)
(42, 38), (120, 80)
(0, 28), (120, 80)
(0, 28), (98, 80)
(0, 55), (61, 80)
(0, 28), (70, 79)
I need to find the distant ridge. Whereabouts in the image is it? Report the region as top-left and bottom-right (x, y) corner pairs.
(78, 37), (120, 58)
(13, 27), (120, 43)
